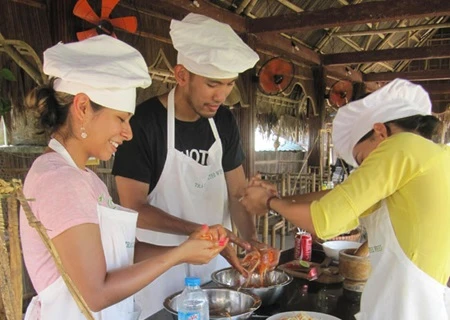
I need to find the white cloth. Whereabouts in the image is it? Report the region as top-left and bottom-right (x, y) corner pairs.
(355, 201), (450, 319)
(134, 87), (231, 319)
(43, 35), (151, 113)
(170, 13), (259, 79)
(332, 78), (431, 167)
(24, 139), (141, 320)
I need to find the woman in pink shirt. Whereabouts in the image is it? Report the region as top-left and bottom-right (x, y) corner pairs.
(20, 35), (229, 320)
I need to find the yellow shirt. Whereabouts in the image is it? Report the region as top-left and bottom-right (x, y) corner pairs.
(311, 132), (450, 284)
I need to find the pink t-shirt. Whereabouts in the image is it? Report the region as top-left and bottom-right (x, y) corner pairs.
(20, 152), (112, 293)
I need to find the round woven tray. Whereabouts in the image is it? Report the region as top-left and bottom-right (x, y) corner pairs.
(331, 228), (361, 242)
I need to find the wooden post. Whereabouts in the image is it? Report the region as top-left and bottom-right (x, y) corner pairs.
(309, 66), (326, 167)
(236, 34), (258, 178)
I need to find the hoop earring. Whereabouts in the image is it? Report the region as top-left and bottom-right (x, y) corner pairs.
(81, 127), (88, 139)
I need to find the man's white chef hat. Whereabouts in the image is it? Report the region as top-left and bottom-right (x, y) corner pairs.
(332, 78), (432, 167)
(43, 35), (152, 114)
(170, 13), (259, 79)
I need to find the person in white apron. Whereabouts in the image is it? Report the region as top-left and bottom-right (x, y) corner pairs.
(241, 78), (450, 319)
(112, 14), (272, 319)
(20, 35), (227, 320)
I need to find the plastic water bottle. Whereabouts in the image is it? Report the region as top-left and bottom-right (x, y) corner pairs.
(177, 277), (209, 320)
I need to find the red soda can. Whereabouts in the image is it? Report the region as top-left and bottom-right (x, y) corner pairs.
(300, 233), (312, 261)
(294, 232), (303, 259)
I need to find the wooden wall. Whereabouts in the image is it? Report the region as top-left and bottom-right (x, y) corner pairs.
(255, 151), (307, 174)
(0, 0), (328, 178)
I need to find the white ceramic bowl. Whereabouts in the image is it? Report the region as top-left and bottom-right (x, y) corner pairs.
(322, 240), (361, 261)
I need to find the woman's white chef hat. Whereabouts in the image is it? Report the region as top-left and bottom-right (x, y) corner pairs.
(332, 78), (432, 167)
(43, 35), (152, 114)
(170, 13), (259, 79)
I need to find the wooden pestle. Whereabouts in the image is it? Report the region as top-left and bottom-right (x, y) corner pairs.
(353, 240), (369, 257)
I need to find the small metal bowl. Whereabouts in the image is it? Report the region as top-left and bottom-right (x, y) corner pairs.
(163, 287), (261, 320)
(211, 268), (293, 306)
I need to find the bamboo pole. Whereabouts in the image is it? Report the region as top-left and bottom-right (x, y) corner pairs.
(0, 193), (18, 320)
(0, 295), (5, 319)
(7, 195), (22, 320)
(12, 180), (95, 320)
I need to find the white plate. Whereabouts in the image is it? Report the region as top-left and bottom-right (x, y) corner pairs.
(267, 311), (341, 320)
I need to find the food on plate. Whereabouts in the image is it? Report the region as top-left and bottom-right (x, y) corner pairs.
(282, 312), (316, 320)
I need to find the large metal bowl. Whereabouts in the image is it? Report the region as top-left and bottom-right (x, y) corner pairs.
(211, 268), (293, 306)
(163, 287), (261, 320)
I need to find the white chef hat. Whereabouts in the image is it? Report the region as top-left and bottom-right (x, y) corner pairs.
(43, 35), (152, 114)
(170, 13), (259, 79)
(332, 78), (432, 167)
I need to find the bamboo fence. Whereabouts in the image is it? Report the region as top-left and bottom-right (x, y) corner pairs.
(0, 179), (94, 320)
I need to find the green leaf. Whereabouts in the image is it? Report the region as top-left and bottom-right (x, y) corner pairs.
(0, 98), (12, 116)
(0, 68), (16, 81)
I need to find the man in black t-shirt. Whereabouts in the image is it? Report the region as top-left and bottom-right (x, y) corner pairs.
(112, 13), (270, 318)
(113, 96), (245, 194)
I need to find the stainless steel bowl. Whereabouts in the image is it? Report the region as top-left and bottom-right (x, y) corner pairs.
(211, 268), (293, 306)
(163, 287), (261, 320)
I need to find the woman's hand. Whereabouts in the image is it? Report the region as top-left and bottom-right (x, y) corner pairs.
(240, 186), (273, 215)
(190, 224), (228, 245)
(209, 227), (252, 277)
(180, 225), (229, 265)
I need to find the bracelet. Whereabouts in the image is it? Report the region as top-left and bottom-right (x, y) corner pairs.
(266, 194), (281, 210)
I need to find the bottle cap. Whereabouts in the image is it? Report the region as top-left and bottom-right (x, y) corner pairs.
(185, 277), (201, 286)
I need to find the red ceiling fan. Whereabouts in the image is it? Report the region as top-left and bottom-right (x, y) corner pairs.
(73, 0), (138, 41)
(326, 79), (354, 108)
(257, 57), (295, 95)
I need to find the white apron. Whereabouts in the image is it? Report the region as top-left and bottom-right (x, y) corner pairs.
(24, 139), (141, 320)
(135, 87), (231, 319)
(356, 201), (450, 319)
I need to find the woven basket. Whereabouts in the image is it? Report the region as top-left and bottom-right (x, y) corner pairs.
(331, 228), (361, 242)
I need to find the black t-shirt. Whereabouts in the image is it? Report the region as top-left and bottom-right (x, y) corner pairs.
(112, 97), (245, 194)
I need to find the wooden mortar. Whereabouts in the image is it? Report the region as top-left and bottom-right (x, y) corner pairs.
(339, 248), (371, 281)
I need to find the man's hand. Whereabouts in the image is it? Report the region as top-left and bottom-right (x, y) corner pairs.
(219, 243), (249, 277)
(213, 228), (253, 277)
(248, 240), (280, 271)
(240, 186), (273, 216)
(249, 175), (279, 195)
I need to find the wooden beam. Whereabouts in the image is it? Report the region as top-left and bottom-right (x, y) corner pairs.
(248, 0), (450, 34)
(429, 94), (450, 102)
(332, 22), (450, 37)
(254, 34), (320, 65)
(136, 0), (247, 34)
(133, 31), (172, 44)
(322, 44), (450, 66)
(420, 83), (450, 95)
(129, 0), (322, 66)
(10, 0), (46, 9)
(364, 69), (450, 82)
(324, 65), (363, 83)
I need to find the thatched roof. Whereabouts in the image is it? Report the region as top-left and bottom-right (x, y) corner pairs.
(1, 0), (450, 143)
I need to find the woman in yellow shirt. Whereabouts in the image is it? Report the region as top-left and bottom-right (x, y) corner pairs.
(241, 79), (450, 319)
